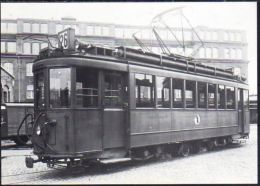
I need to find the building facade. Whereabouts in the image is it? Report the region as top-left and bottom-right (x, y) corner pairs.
(1, 17), (248, 103)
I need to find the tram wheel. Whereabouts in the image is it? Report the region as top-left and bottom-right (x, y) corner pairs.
(191, 142), (201, 154)
(206, 140), (215, 151)
(178, 143), (191, 157)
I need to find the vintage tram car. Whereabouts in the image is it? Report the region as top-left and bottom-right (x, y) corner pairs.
(25, 28), (249, 168)
(1, 103), (33, 145)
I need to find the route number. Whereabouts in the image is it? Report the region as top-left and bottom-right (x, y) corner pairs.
(59, 31), (68, 49)
(58, 28), (75, 50)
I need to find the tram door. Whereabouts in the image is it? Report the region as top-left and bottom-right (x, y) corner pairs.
(238, 88), (248, 133)
(102, 71), (128, 149)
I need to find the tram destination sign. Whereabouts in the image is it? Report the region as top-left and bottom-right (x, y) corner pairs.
(58, 28), (75, 51)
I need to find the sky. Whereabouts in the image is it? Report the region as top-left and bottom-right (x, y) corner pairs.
(1, 2), (257, 94)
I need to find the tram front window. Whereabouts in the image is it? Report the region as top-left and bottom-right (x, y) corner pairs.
(76, 68), (98, 108)
(35, 72), (45, 109)
(49, 68), (71, 108)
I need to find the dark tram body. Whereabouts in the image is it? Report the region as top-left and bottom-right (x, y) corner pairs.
(26, 29), (249, 168)
(1, 103), (33, 144)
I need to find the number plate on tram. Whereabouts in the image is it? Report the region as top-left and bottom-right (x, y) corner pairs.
(58, 28), (75, 50)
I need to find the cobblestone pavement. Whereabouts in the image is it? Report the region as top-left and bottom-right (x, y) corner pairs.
(1, 125), (257, 184)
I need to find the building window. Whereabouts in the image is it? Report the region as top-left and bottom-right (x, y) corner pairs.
(124, 28), (133, 38)
(218, 85), (225, 109)
(115, 28), (124, 38)
(1, 42), (6, 53)
(212, 31), (218, 40)
(160, 29), (168, 40)
(7, 42), (16, 53)
(7, 23), (17, 33)
(56, 24), (63, 33)
(198, 82), (207, 108)
(205, 31), (211, 40)
(87, 25), (94, 35)
(26, 85), (34, 99)
(230, 32), (234, 41)
(49, 68), (71, 108)
(184, 31), (191, 41)
(26, 63), (33, 76)
(156, 76), (170, 108)
(1, 22), (7, 33)
(199, 47), (205, 58)
(206, 48), (212, 58)
(237, 49), (242, 59)
(142, 29), (151, 39)
(208, 84), (216, 109)
(102, 26), (110, 36)
(224, 48), (230, 59)
(185, 80), (196, 108)
(224, 32), (229, 41)
(212, 48), (218, 58)
(95, 26), (102, 36)
(236, 33), (241, 41)
(230, 48), (236, 59)
(32, 23), (39, 33)
(40, 24), (48, 33)
(32, 43), (40, 55)
(172, 78), (184, 108)
(23, 23), (31, 33)
(41, 43), (48, 49)
(3, 63), (13, 75)
(23, 42), (31, 54)
(226, 86), (235, 109)
(64, 24), (71, 29)
(70, 25), (78, 34)
(76, 67), (98, 108)
(135, 73), (155, 107)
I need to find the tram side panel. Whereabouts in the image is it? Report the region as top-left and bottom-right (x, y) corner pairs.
(45, 110), (74, 153)
(244, 110), (250, 134)
(129, 109), (238, 148)
(5, 104), (33, 138)
(74, 109), (102, 153)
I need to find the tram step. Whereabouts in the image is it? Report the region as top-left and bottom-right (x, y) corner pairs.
(100, 158), (131, 164)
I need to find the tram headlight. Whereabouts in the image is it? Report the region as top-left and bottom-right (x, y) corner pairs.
(36, 126), (41, 136)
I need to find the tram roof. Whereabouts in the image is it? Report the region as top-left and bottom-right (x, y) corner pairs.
(35, 45), (247, 85)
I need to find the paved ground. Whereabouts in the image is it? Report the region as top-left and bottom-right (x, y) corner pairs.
(1, 124), (258, 184)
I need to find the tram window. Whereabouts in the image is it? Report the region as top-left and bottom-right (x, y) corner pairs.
(76, 68), (98, 108)
(185, 80), (196, 108)
(218, 85), (225, 109)
(49, 68), (71, 108)
(226, 86), (235, 109)
(243, 89), (249, 111)
(35, 73), (45, 109)
(172, 78), (184, 108)
(135, 73), (155, 107)
(198, 82), (207, 108)
(104, 72), (126, 107)
(208, 83), (216, 108)
(156, 76), (170, 108)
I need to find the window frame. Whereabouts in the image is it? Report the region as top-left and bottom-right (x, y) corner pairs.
(49, 67), (72, 109)
(135, 73), (155, 108)
(155, 76), (171, 109)
(185, 80), (196, 109)
(217, 84), (226, 110)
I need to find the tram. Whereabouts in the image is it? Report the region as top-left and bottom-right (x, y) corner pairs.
(1, 102), (34, 145)
(25, 28), (249, 168)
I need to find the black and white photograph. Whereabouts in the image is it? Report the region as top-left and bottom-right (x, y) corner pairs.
(1, 2), (257, 184)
